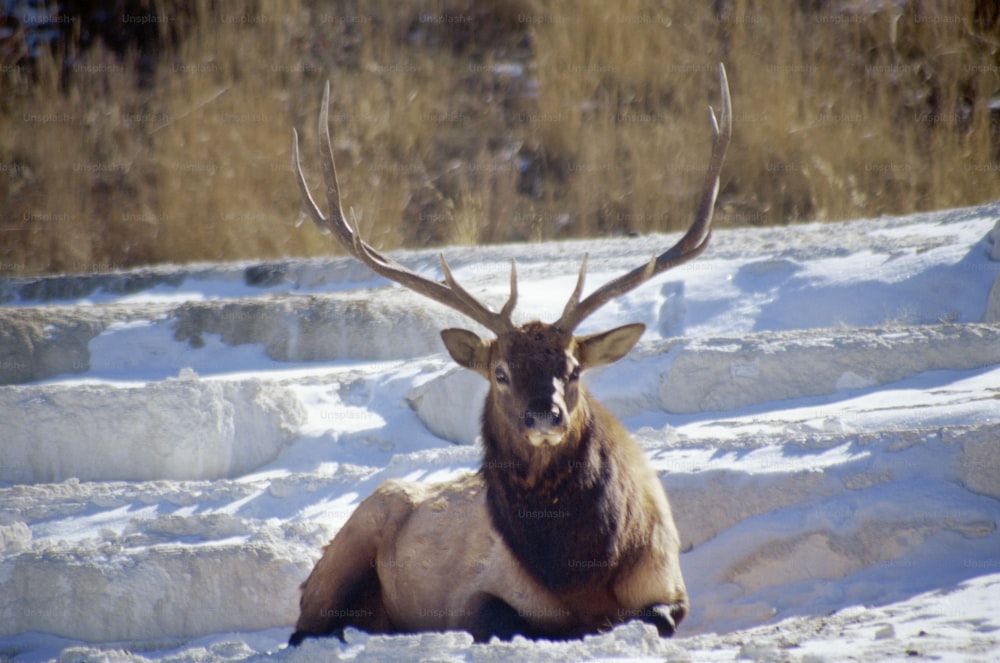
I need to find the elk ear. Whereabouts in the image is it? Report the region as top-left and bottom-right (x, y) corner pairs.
(440, 328), (492, 378)
(575, 323), (645, 369)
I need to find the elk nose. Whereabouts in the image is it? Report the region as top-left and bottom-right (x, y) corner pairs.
(523, 402), (564, 430)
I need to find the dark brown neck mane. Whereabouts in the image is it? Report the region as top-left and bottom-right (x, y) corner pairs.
(480, 395), (639, 593)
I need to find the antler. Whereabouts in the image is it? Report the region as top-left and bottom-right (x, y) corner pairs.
(292, 82), (518, 335)
(554, 63), (732, 333)
(294, 64), (731, 338)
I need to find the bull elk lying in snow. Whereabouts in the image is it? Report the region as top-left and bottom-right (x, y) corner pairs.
(288, 64), (731, 645)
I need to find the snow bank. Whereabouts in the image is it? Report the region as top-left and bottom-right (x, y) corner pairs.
(673, 422), (1000, 632)
(0, 375), (305, 483)
(0, 532), (310, 642)
(408, 323), (1000, 441)
(0, 291), (470, 386)
(0, 253), (389, 306)
(657, 322), (1000, 413)
(977, 218), (1000, 322)
(0, 306), (119, 384)
(283, 621), (684, 662)
(406, 366), (487, 444)
(2, 204), (999, 662)
(170, 290), (471, 363)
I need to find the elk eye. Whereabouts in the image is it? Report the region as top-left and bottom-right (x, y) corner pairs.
(494, 365), (509, 385)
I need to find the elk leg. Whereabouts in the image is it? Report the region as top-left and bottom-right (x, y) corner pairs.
(288, 570), (386, 646)
(290, 484), (412, 645)
(469, 595), (534, 642)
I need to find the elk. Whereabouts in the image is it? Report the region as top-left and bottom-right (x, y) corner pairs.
(288, 64), (731, 646)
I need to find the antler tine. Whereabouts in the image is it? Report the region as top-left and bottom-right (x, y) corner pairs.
(559, 254), (589, 323)
(500, 258), (518, 319)
(292, 82), (518, 336)
(554, 62), (732, 333)
(439, 255), (517, 327)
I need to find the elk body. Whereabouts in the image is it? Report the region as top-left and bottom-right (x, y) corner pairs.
(288, 64), (731, 645)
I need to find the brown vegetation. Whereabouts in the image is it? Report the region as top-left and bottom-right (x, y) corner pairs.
(1, 0), (998, 276)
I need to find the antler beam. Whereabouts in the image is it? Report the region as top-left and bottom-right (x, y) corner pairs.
(294, 63), (731, 338)
(554, 63), (732, 333)
(292, 82), (518, 335)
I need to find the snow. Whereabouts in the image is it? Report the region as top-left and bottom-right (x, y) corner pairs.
(1, 203), (999, 662)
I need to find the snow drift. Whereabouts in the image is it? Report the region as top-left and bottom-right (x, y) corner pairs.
(1, 375), (305, 483)
(1, 203), (999, 662)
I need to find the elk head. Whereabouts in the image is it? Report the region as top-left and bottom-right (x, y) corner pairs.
(292, 65), (732, 451)
(440, 321), (644, 449)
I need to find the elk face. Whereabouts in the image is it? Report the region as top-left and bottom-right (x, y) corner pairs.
(441, 321), (646, 448)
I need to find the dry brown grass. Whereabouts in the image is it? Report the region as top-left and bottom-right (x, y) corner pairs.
(525, 0), (1000, 232)
(525, 1), (724, 237)
(718, 0), (1000, 225)
(2, 0), (320, 273)
(1, 0), (998, 276)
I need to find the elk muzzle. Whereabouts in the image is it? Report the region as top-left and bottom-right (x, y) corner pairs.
(522, 396), (568, 447)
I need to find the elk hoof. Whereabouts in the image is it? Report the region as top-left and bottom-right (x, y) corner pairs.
(288, 627), (346, 647)
(470, 596), (534, 642)
(637, 603), (679, 637)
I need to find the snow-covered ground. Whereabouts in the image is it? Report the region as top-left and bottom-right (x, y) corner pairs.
(2, 203), (999, 662)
